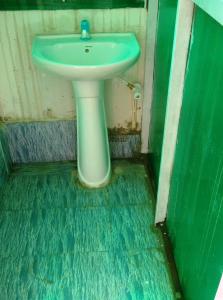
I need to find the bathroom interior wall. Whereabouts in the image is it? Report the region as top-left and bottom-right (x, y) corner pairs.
(148, 0), (178, 186)
(0, 9), (146, 132)
(167, 7), (223, 300)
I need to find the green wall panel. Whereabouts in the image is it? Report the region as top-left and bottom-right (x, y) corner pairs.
(0, 0), (144, 10)
(192, 0), (223, 26)
(167, 7), (223, 300)
(149, 0), (178, 186)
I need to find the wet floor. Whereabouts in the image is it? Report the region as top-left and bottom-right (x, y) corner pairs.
(0, 161), (174, 299)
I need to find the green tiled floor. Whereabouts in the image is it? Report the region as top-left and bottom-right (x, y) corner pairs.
(0, 161), (174, 299)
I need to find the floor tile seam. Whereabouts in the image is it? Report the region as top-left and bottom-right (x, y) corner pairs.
(0, 247), (165, 261)
(8, 169), (146, 179)
(8, 170), (141, 177)
(9, 165), (144, 176)
(0, 202), (152, 214)
(11, 164), (75, 171)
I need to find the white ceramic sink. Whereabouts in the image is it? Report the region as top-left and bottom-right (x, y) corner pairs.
(32, 31), (140, 188)
(32, 33), (140, 80)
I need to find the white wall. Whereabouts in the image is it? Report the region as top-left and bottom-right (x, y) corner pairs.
(0, 9), (147, 131)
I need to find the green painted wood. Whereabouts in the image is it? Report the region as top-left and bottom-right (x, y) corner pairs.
(192, 0), (223, 25)
(149, 0), (178, 186)
(167, 7), (223, 300)
(0, 0), (144, 10)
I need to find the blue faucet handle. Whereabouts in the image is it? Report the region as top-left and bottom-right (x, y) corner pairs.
(81, 20), (90, 31)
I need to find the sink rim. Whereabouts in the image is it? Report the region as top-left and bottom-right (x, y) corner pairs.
(32, 32), (140, 80)
(32, 33), (140, 66)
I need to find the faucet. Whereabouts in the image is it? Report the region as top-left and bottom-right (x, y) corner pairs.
(80, 20), (91, 40)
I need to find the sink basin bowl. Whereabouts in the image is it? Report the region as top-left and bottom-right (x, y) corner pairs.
(32, 33), (140, 80)
(32, 31), (140, 188)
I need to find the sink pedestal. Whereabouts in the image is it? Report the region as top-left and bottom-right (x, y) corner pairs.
(72, 81), (111, 188)
(32, 33), (140, 188)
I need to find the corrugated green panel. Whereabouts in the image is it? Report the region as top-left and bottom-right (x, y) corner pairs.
(0, 0), (144, 10)
(167, 7), (223, 300)
(149, 0), (178, 185)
